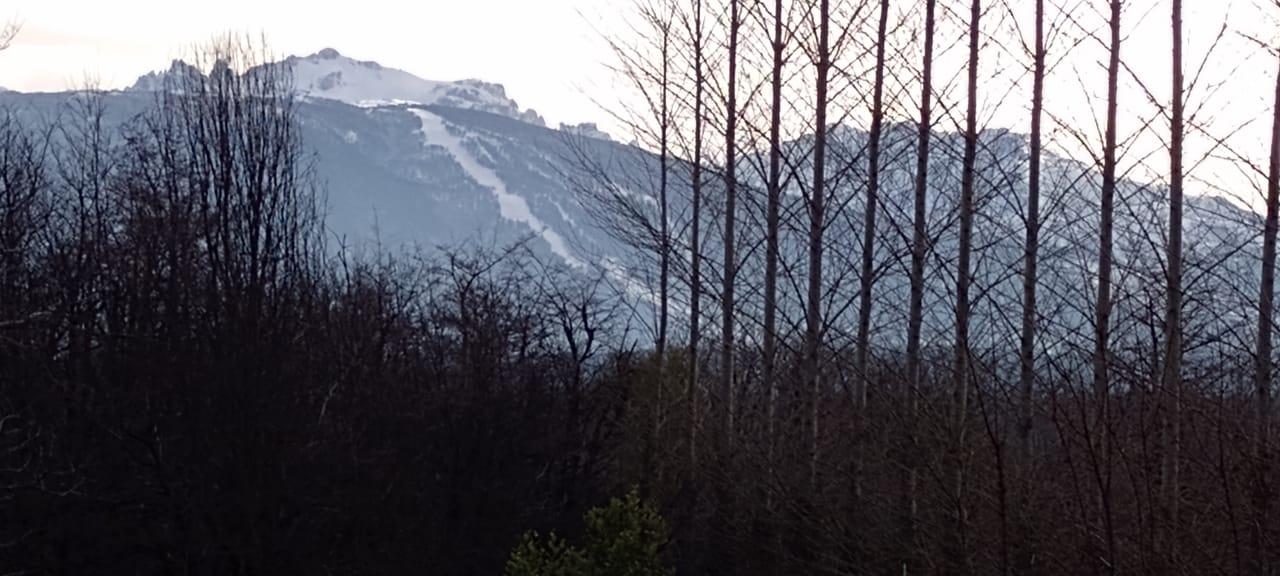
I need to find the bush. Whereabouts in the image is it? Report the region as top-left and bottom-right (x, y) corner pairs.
(506, 532), (588, 576)
(505, 489), (671, 576)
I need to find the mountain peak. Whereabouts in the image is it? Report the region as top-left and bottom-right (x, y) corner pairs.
(128, 48), (547, 126)
(314, 47), (342, 60)
(277, 50), (546, 125)
(560, 122), (612, 141)
(128, 59), (204, 91)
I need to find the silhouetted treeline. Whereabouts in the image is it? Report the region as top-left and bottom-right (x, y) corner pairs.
(585, 0), (1280, 575)
(0, 42), (651, 575)
(4, 1), (1280, 572)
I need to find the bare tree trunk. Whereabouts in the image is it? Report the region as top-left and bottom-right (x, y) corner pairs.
(950, 0), (981, 570)
(1162, 0), (1184, 568)
(643, 14), (672, 499)
(713, 2), (740, 571)
(688, 0), (705, 477)
(1094, 2), (1122, 573)
(806, 0), (830, 488)
(854, 0), (890, 500)
(1016, 0), (1046, 572)
(658, 28), (670, 372)
(903, 0), (937, 569)
(720, 0), (740, 457)
(763, 0), (784, 488)
(1253, 29), (1280, 576)
(1018, 0), (1045, 488)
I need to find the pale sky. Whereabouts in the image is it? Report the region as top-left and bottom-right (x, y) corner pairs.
(1, 0), (1277, 209)
(0, 0), (622, 128)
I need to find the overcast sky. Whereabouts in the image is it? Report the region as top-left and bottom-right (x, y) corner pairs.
(1, 0), (1278, 208)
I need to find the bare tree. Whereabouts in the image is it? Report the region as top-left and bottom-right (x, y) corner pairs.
(903, 0), (938, 570)
(1016, 0), (1047, 572)
(656, 0), (674, 486)
(1254, 17), (1280, 574)
(805, 0), (831, 486)
(569, 1), (678, 487)
(0, 20), (18, 52)
(762, 0), (786, 488)
(1017, 0), (1045, 487)
(1162, 0), (1185, 566)
(854, 0), (890, 448)
(948, 0), (983, 569)
(1093, 2), (1122, 573)
(683, 0), (707, 476)
(721, 0), (742, 454)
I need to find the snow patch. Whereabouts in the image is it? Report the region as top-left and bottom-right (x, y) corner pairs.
(283, 49), (545, 125)
(411, 108), (584, 269)
(601, 256), (658, 304)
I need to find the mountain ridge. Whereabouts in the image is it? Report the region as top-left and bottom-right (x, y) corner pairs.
(1, 48), (1267, 354)
(128, 47), (549, 127)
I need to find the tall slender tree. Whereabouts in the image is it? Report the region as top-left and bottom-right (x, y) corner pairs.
(805, 0), (830, 485)
(853, 0), (890, 501)
(1254, 18), (1280, 575)
(949, 0), (982, 569)
(762, 0), (785, 484)
(654, 3), (672, 490)
(1016, 0), (1047, 571)
(955, 0), (980, 444)
(711, 2), (742, 571)
(1093, 1), (1123, 572)
(721, 0), (741, 453)
(686, 0), (706, 475)
(1162, 0), (1185, 566)
(1017, 0), (1045, 477)
(903, 0), (937, 569)
(855, 0), (890, 434)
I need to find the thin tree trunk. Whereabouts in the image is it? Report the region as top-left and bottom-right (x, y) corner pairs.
(1252, 28), (1280, 576)
(721, 0), (739, 456)
(1162, 0), (1184, 568)
(950, 0), (981, 570)
(687, 0), (705, 477)
(807, 0), (830, 488)
(715, 3), (740, 572)
(1094, 2), (1122, 573)
(854, 0), (890, 500)
(762, 5), (785, 571)
(903, 0), (937, 570)
(1016, 0), (1046, 572)
(652, 18), (671, 494)
(1018, 0), (1045, 490)
(763, 0), (784, 489)
(658, 29), (670, 367)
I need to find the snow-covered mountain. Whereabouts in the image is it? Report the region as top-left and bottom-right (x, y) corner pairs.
(130, 48), (549, 126)
(280, 48), (548, 125)
(113, 49), (634, 272)
(0, 49), (1268, 356)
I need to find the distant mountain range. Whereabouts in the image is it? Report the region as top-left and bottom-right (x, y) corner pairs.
(0, 48), (1266, 355)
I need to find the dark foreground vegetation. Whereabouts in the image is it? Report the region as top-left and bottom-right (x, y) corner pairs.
(3, 0), (1280, 571)
(0, 43), (638, 573)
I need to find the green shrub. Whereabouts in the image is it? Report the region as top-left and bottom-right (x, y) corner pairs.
(505, 489), (671, 576)
(506, 531), (588, 576)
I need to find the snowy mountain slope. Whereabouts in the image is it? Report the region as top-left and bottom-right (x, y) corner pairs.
(759, 124), (1264, 363)
(292, 98), (646, 269)
(115, 49), (637, 270)
(1, 49), (1268, 357)
(410, 107), (585, 267)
